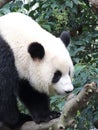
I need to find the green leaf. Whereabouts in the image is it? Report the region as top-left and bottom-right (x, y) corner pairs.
(24, 4), (30, 10)
(72, 0), (79, 5)
(41, 24), (51, 32)
(65, 1), (73, 8)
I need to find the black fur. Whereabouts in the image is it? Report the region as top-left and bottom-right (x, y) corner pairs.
(28, 42), (45, 59)
(0, 36), (32, 129)
(52, 70), (62, 83)
(0, 36), (60, 129)
(19, 80), (60, 124)
(60, 31), (70, 47)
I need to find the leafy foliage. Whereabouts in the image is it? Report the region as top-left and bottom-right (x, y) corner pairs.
(0, 0), (98, 129)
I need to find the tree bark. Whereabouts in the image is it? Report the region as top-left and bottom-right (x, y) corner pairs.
(0, 0), (13, 8)
(89, 0), (98, 8)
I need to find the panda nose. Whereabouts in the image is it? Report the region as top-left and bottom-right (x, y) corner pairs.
(65, 90), (72, 94)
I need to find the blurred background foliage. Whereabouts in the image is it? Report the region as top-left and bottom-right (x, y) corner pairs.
(0, 0), (98, 129)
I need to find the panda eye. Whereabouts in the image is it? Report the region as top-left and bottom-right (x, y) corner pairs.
(52, 70), (62, 83)
(69, 70), (70, 76)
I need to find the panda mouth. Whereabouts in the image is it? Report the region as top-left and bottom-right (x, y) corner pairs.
(54, 88), (72, 96)
(53, 89), (65, 95)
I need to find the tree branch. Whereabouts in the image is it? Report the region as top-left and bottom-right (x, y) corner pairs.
(0, 0), (13, 8)
(0, 82), (97, 130)
(55, 82), (98, 130)
(89, 0), (98, 8)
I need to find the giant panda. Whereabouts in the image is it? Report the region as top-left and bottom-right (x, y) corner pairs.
(0, 12), (74, 129)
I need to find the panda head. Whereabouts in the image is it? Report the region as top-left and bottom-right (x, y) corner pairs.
(0, 13), (74, 95)
(27, 31), (74, 95)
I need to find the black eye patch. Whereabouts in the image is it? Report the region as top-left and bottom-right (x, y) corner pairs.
(52, 70), (62, 83)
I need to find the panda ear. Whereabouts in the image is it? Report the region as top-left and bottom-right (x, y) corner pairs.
(28, 42), (45, 59)
(60, 31), (70, 47)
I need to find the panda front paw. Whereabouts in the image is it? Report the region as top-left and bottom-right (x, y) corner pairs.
(33, 111), (60, 124)
(19, 113), (32, 122)
(49, 111), (60, 120)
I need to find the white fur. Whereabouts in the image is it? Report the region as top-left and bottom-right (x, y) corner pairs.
(0, 12), (74, 95)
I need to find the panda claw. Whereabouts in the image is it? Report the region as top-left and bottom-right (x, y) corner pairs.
(49, 111), (60, 120)
(33, 111), (60, 124)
